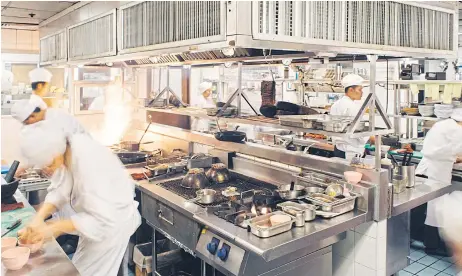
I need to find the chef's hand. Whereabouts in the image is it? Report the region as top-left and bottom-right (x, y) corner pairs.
(14, 167), (26, 177)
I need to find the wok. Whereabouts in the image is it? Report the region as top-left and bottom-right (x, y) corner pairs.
(117, 152), (149, 165)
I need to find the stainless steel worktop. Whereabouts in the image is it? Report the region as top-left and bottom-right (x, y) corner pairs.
(392, 177), (462, 216)
(1, 191), (80, 276)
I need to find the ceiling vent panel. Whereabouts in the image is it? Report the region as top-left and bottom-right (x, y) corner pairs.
(119, 1), (226, 54)
(40, 30), (67, 65)
(68, 10), (116, 61)
(253, 1), (455, 53)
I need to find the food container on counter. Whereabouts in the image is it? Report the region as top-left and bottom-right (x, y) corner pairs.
(245, 211), (295, 238)
(393, 165), (416, 188)
(277, 201), (317, 225)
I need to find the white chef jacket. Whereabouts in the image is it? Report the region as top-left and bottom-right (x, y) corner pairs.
(330, 96), (368, 158)
(45, 108), (87, 139)
(44, 133), (141, 276)
(415, 119), (462, 227)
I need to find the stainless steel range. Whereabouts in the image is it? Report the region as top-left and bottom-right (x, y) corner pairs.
(139, 158), (372, 276)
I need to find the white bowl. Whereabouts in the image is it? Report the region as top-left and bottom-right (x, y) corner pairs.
(1, 247), (30, 270)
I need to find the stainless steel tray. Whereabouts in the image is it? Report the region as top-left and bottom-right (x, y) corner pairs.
(305, 192), (358, 214)
(277, 202), (316, 223)
(245, 211), (295, 238)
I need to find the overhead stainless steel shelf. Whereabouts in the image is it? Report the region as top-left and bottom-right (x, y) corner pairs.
(388, 114), (441, 121)
(145, 107), (393, 138)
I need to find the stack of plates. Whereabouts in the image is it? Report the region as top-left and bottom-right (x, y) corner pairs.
(418, 105), (435, 117)
(435, 104), (453, 119)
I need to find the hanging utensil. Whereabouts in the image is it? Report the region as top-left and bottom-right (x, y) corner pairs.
(1, 219), (21, 237)
(137, 115), (153, 149)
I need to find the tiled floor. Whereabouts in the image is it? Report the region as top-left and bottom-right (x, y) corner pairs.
(398, 240), (461, 276)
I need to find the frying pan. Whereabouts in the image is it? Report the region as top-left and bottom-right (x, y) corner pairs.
(116, 152), (149, 165)
(214, 122), (246, 143)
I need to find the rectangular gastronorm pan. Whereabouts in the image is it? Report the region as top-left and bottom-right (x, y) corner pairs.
(245, 211), (295, 238)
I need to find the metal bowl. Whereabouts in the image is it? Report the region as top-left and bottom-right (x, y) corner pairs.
(275, 184), (306, 199)
(181, 168), (210, 189)
(206, 163), (230, 184)
(305, 186), (325, 194)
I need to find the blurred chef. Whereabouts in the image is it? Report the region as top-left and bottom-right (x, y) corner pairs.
(18, 121), (141, 276)
(29, 67), (52, 99)
(192, 81), (215, 132)
(198, 81), (215, 107)
(330, 74), (374, 160)
(436, 191), (462, 269)
(416, 108), (462, 256)
(11, 97), (86, 254)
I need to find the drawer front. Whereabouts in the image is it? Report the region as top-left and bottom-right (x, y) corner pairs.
(141, 193), (201, 252)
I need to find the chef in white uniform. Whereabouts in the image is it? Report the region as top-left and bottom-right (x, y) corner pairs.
(192, 81), (215, 132)
(18, 121), (141, 276)
(29, 67), (53, 98)
(330, 74), (373, 160)
(415, 108), (462, 256)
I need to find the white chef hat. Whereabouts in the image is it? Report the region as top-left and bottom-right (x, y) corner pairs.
(342, 74), (365, 89)
(30, 94), (48, 110)
(451, 108), (462, 122)
(11, 100), (37, 122)
(20, 121), (66, 168)
(1, 70), (14, 91)
(29, 68), (52, 83)
(198, 81), (213, 94)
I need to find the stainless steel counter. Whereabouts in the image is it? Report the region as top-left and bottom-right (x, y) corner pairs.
(1, 191), (80, 276)
(392, 178), (462, 216)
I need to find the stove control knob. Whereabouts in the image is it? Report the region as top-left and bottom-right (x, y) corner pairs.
(217, 243), (230, 261)
(207, 237), (220, 255)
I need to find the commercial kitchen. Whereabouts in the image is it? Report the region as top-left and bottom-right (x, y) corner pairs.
(1, 1), (462, 276)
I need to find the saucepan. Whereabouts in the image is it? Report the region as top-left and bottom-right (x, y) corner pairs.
(274, 182), (306, 200)
(189, 189), (216, 204)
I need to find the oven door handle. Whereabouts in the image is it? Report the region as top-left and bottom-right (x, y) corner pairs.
(158, 210), (174, 225)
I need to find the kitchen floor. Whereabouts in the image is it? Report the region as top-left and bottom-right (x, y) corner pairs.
(397, 240), (460, 276)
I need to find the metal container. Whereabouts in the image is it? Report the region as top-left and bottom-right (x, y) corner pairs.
(274, 184), (306, 200)
(145, 164), (169, 176)
(194, 189), (216, 204)
(393, 165), (416, 188)
(392, 175), (407, 194)
(245, 211), (295, 238)
(187, 154), (213, 169)
(277, 202), (317, 222)
(306, 192), (359, 214)
(181, 168), (210, 189)
(304, 186), (325, 194)
(205, 163), (230, 184)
